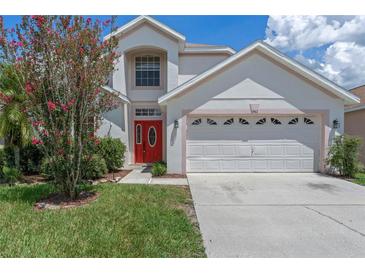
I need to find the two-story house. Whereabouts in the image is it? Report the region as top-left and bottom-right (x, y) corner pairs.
(98, 15), (359, 174)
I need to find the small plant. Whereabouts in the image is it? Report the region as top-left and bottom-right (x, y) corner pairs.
(327, 135), (363, 177)
(81, 154), (108, 180)
(97, 137), (126, 172)
(151, 161), (167, 177)
(2, 166), (21, 185)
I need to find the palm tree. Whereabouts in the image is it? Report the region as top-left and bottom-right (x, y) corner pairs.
(0, 64), (32, 167)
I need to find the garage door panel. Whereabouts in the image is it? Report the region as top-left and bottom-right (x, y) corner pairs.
(187, 116), (320, 172)
(237, 145), (251, 157)
(221, 160), (237, 171)
(205, 145), (220, 156)
(205, 160), (220, 171)
(270, 159), (285, 170)
(221, 145), (236, 156)
(268, 145), (285, 156)
(188, 145), (204, 156)
(285, 145), (302, 156)
(252, 145), (267, 156)
(236, 159), (252, 170)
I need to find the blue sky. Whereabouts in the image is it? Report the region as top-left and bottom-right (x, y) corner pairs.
(2, 15), (269, 51)
(2, 15), (365, 89)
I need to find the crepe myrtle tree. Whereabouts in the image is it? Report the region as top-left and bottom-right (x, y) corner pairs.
(0, 16), (120, 198)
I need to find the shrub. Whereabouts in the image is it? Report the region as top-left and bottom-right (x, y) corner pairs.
(0, 148), (5, 178)
(81, 154), (108, 180)
(151, 161), (167, 177)
(327, 135), (363, 177)
(2, 166), (21, 185)
(97, 137), (126, 172)
(2, 144), (44, 175)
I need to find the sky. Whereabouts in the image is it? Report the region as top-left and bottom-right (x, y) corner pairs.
(2, 15), (365, 89)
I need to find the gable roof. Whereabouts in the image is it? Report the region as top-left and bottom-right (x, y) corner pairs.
(158, 41), (360, 105)
(101, 86), (130, 104)
(104, 15), (186, 42)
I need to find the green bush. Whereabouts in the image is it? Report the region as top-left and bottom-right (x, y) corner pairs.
(97, 137), (126, 172)
(41, 154), (108, 181)
(40, 156), (67, 180)
(151, 161), (167, 177)
(3, 144), (43, 175)
(81, 154), (108, 180)
(327, 135), (363, 177)
(2, 166), (21, 185)
(0, 149), (5, 179)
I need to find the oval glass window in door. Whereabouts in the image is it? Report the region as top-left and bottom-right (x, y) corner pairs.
(148, 126), (156, 147)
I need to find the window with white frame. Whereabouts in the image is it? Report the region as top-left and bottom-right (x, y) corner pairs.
(135, 108), (162, 117)
(135, 55), (160, 87)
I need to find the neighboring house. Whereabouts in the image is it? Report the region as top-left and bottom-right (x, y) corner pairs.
(98, 15), (359, 174)
(345, 85), (365, 164)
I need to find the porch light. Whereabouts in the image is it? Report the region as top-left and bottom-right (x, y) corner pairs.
(174, 119), (179, 129)
(250, 104), (260, 114)
(333, 119), (340, 129)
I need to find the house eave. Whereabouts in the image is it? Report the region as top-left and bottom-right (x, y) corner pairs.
(345, 104), (365, 113)
(101, 86), (130, 104)
(158, 41), (360, 105)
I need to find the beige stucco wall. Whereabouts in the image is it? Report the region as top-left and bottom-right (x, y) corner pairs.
(345, 109), (365, 164)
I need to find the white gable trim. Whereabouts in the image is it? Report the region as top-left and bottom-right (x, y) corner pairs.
(158, 41), (360, 105)
(104, 15), (186, 42)
(182, 46), (236, 55)
(345, 104), (365, 113)
(101, 86), (130, 104)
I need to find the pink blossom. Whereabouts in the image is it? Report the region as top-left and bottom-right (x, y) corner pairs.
(42, 129), (49, 136)
(67, 98), (76, 107)
(31, 136), (43, 145)
(47, 100), (56, 111)
(86, 18), (92, 24)
(16, 57), (23, 62)
(25, 82), (34, 95)
(60, 103), (68, 112)
(17, 41), (23, 47)
(103, 19), (111, 27)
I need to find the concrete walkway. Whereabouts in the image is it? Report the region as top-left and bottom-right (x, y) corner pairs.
(119, 165), (188, 185)
(188, 173), (365, 257)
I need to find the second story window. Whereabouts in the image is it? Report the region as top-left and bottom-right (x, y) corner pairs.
(135, 55), (160, 87)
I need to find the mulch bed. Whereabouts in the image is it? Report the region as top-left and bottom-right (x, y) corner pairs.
(152, 173), (187, 179)
(34, 191), (100, 210)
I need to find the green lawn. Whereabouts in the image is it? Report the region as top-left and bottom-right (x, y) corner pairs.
(354, 172), (365, 186)
(0, 183), (205, 258)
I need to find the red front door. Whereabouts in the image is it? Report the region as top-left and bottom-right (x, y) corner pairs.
(134, 120), (163, 163)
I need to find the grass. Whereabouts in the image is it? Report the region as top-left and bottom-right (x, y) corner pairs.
(0, 183), (205, 258)
(354, 172), (365, 186)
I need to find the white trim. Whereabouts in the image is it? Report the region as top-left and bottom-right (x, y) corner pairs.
(104, 15), (186, 42)
(158, 41), (360, 105)
(345, 104), (365, 113)
(182, 47), (236, 55)
(101, 86), (131, 104)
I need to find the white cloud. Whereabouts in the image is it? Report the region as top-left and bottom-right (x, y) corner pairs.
(265, 16), (365, 88)
(317, 42), (365, 89)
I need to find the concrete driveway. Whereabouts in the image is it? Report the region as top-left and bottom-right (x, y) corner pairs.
(188, 173), (365, 257)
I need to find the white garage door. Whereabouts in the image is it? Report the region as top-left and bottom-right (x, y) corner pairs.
(187, 116), (321, 172)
